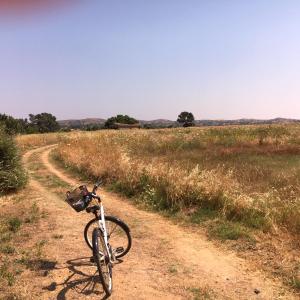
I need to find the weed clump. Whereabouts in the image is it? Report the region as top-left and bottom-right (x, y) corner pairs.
(7, 217), (22, 233)
(208, 220), (251, 241)
(188, 286), (215, 300)
(291, 276), (300, 290)
(0, 244), (15, 254)
(24, 202), (40, 223)
(0, 262), (15, 286)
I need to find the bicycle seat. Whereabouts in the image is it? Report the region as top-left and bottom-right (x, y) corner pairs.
(86, 205), (100, 214)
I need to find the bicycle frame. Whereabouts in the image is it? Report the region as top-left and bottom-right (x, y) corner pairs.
(97, 201), (112, 261)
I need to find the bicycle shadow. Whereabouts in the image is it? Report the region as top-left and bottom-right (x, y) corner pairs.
(43, 256), (122, 300)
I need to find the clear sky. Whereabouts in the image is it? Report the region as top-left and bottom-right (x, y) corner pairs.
(1, 0), (300, 120)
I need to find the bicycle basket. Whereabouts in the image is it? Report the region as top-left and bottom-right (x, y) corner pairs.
(66, 185), (89, 212)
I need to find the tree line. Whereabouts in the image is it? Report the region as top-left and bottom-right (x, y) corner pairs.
(1, 111), (196, 135)
(105, 112), (196, 128)
(0, 113), (59, 135)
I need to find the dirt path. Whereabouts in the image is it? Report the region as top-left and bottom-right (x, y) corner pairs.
(22, 145), (297, 300)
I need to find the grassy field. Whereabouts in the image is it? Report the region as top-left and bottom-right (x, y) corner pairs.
(16, 132), (69, 152)
(15, 125), (300, 290)
(40, 124), (300, 238)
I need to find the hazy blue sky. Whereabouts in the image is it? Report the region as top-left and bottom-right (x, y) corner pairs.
(1, 0), (300, 120)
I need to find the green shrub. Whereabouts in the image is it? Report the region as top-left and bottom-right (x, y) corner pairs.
(8, 217), (22, 233)
(291, 276), (300, 290)
(0, 262), (15, 286)
(208, 220), (250, 240)
(0, 128), (27, 194)
(190, 208), (218, 224)
(0, 244), (15, 254)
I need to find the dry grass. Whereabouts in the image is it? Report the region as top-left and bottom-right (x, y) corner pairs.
(16, 132), (70, 152)
(12, 124), (300, 293)
(52, 124), (300, 235)
(0, 188), (49, 299)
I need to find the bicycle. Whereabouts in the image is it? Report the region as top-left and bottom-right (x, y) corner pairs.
(66, 182), (132, 297)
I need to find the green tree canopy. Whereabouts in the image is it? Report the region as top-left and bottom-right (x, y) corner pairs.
(29, 113), (60, 133)
(177, 111), (195, 127)
(0, 112), (61, 134)
(0, 114), (28, 135)
(105, 114), (138, 129)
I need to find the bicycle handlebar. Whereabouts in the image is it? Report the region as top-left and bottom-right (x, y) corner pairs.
(88, 192), (100, 201)
(92, 180), (102, 194)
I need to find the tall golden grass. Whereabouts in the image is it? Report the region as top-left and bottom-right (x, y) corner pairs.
(53, 125), (300, 234)
(16, 132), (73, 152)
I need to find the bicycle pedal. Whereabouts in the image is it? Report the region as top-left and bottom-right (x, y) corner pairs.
(115, 247), (124, 254)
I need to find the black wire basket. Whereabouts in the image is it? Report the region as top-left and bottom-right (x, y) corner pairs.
(66, 185), (90, 212)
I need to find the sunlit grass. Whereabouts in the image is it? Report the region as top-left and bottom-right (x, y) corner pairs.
(52, 124), (300, 235)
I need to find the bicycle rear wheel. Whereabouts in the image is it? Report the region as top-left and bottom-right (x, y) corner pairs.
(92, 228), (113, 296)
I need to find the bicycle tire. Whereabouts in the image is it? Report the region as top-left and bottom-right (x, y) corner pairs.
(85, 216), (131, 258)
(92, 228), (113, 296)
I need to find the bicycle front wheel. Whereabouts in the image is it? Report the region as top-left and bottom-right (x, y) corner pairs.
(92, 228), (113, 296)
(85, 216), (131, 258)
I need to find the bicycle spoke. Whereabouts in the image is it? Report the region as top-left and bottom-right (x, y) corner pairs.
(93, 228), (112, 295)
(108, 223), (118, 236)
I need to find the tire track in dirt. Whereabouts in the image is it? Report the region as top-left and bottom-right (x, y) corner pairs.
(24, 145), (297, 299)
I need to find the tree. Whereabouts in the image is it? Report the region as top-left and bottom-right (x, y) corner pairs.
(0, 114), (28, 135)
(105, 114), (138, 129)
(177, 111), (195, 127)
(84, 124), (103, 131)
(29, 113), (60, 133)
(104, 117), (118, 129)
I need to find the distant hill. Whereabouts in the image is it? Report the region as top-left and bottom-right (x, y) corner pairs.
(58, 118), (106, 128)
(195, 118), (300, 126)
(140, 119), (174, 124)
(139, 119), (175, 127)
(140, 118), (300, 127)
(58, 117), (300, 129)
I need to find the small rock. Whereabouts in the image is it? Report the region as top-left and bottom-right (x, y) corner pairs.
(254, 288), (260, 294)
